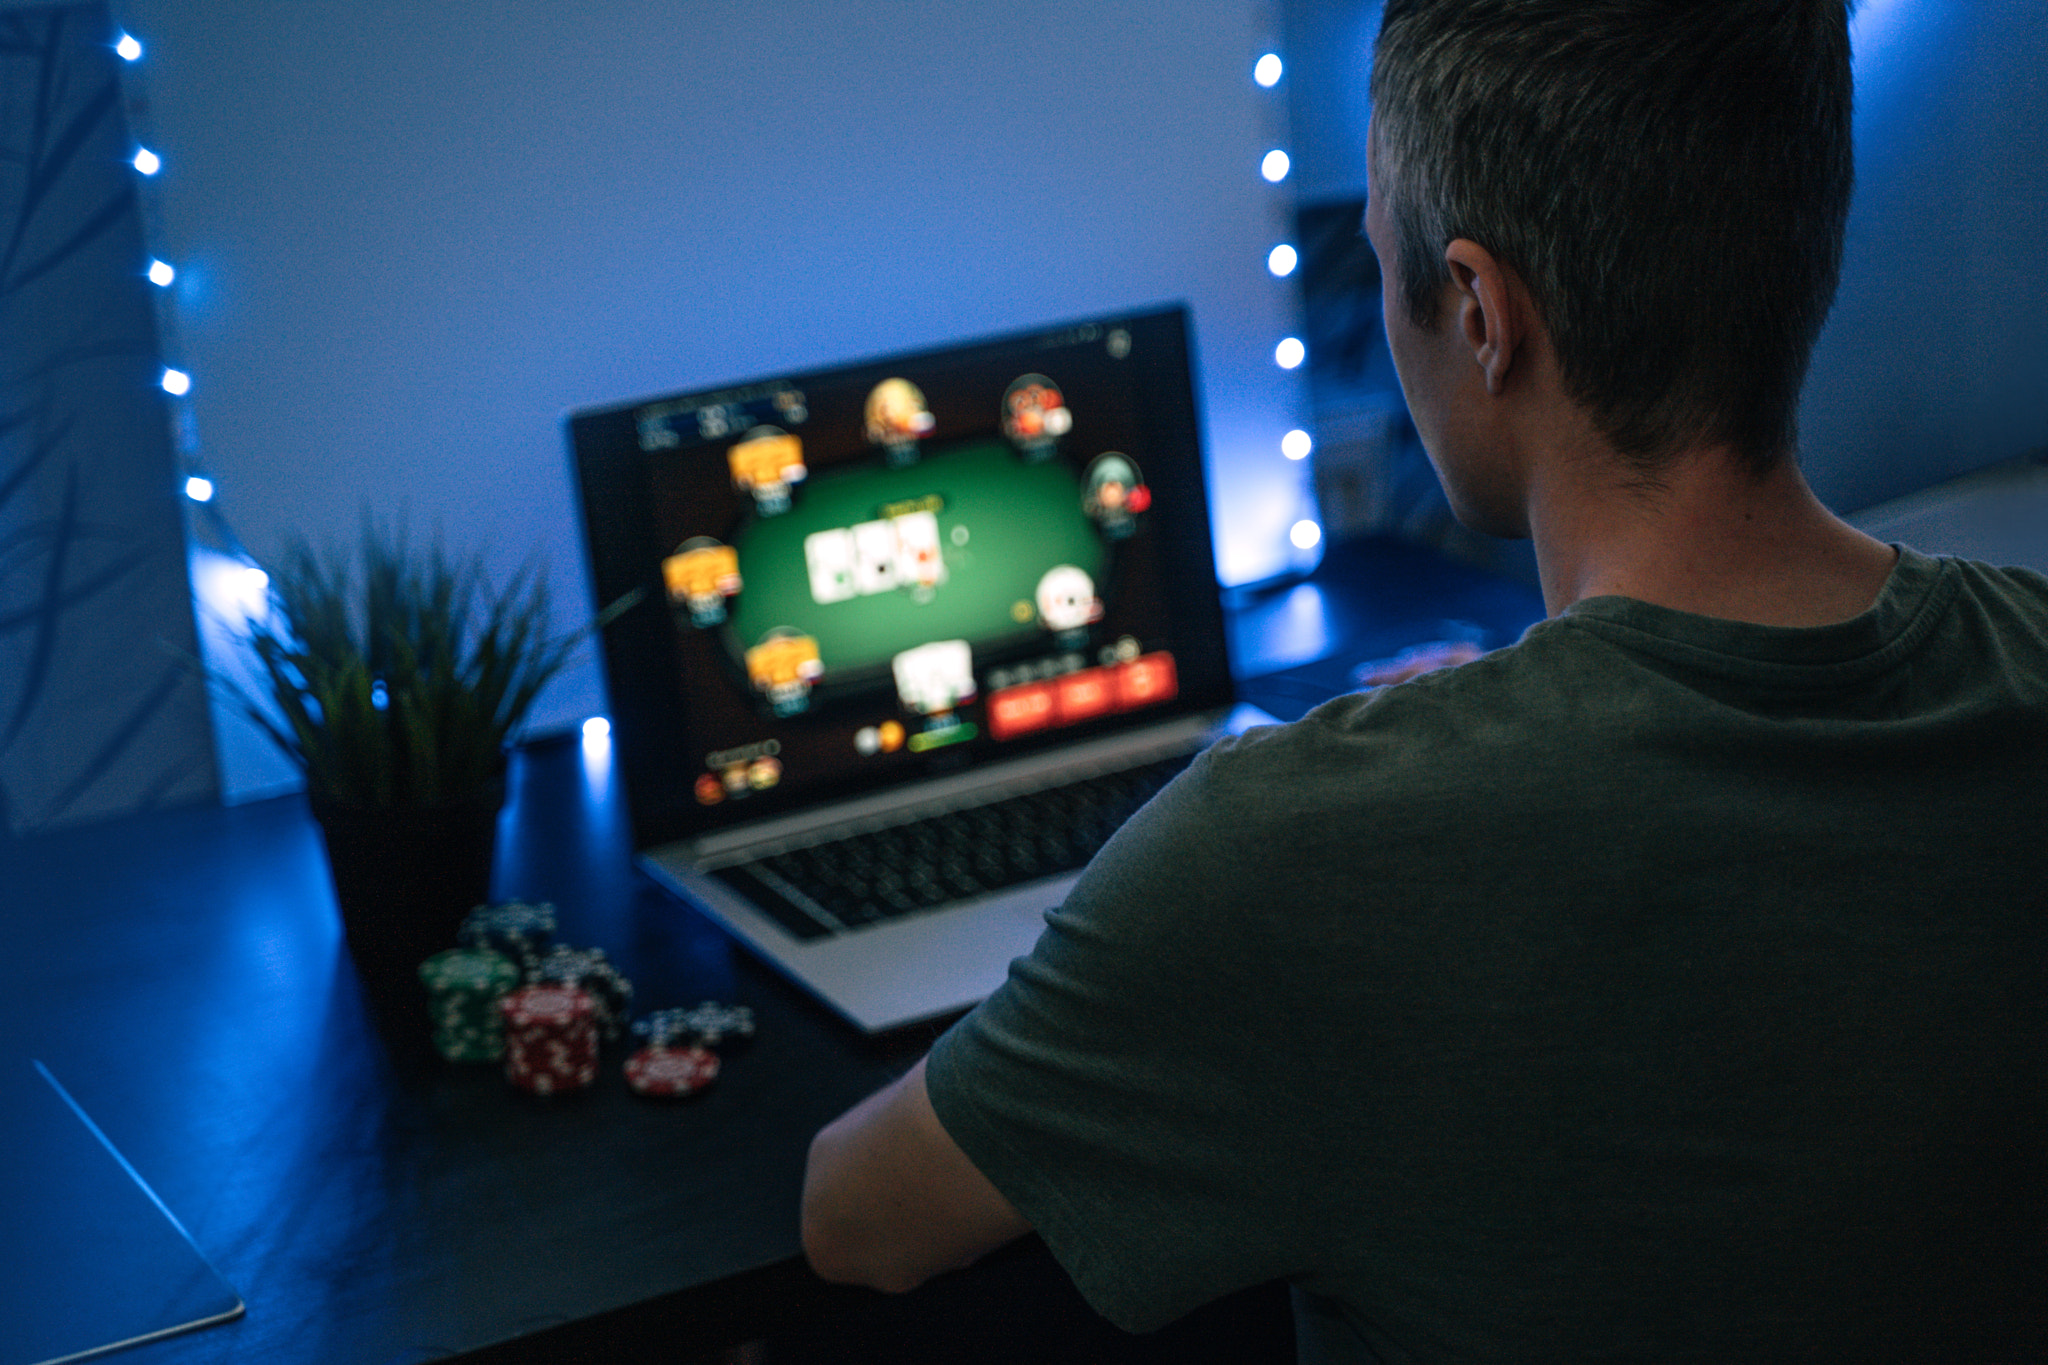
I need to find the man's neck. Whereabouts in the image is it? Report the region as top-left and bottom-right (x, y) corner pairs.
(1528, 446), (1899, 626)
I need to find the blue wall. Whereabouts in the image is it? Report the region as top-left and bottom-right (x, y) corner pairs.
(1800, 0), (2048, 514)
(111, 0), (1319, 799)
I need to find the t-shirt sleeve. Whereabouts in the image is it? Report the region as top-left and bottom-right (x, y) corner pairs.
(924, 732), (1329, 1332)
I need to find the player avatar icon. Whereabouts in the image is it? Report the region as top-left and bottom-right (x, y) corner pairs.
(727, 426), (807, 516)
(1082, 452), (1151, 540)
(892, 639), (977, 726)
(865, 378), (935, 467)
(1035, 565), (1104, 644)
(661, 537), (742, 628)
(744, 627), (824, 717)
(1001, 374), (1072, 462)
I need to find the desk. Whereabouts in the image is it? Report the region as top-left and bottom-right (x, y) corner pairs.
(1, 731), (933, 1361)
(0, 537), (1541, 1363)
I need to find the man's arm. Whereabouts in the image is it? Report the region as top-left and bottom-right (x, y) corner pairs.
(801, 1055), (1032, 1293)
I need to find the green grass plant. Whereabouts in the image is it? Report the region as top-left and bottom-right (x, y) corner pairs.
(223, 524), (578, 808)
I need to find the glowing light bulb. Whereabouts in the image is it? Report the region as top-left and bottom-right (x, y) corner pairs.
(1254, 53), (1283, 87)
(1282, 429), (1313, 460)
(1274, 337), (1306, 370)
(116, 33), (142, 61)
(148, 259), (176, 286)
(133, 147), (161, 175)
(1267, 244), (1298, 278)
(161, 367), (191, 395)
(184, 475), (215, 502)
(1290, 519), (1323, 550)
(1261, 149), (1291, 183)
(193, 553), (271, 625)
(581, 715), (615, 789)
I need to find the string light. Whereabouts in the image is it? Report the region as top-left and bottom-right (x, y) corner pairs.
(190, 552), (271, 630)
(581, 715), (614, 790)
(1254, 46), (1317, 564)
(123, 30), (222, 548)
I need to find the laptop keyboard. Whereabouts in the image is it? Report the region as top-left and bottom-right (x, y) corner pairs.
(710, 751), (1195, 941)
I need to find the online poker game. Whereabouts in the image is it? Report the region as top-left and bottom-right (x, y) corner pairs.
(570, 307), (1232, 848)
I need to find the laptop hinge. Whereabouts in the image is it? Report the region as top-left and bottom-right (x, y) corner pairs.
(679, 711), (1222, 864)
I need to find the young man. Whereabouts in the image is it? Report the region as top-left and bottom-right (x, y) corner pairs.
(803, 1), (2048, 1358)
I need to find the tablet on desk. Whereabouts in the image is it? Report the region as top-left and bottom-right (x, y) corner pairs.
(0, 1061), (243, 1365)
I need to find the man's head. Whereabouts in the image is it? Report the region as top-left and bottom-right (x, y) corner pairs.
(1369, 0), (1854, 477)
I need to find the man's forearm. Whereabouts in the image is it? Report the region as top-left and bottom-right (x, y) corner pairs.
(801, 1056), (1031, 1292)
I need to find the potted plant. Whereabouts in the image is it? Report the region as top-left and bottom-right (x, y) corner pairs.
(219, 523), (580, 1004)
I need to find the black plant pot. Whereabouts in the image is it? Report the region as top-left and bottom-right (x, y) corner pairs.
(309, 785), (505, 1033)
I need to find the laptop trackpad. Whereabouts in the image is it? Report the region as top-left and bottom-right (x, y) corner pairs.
(792, 881), (1060, 1033)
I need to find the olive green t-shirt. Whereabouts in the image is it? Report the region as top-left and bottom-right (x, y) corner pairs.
(928, 546), (2048, 1363)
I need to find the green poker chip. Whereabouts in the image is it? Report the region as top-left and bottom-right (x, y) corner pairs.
(419, 947), (522, 1062)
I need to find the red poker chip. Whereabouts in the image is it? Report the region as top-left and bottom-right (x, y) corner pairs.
(500, 983), (592, 1027)
(507, 1046), (597, 1094)
(502, 985), (599, 1094)
(625, 1044), (720, 1098)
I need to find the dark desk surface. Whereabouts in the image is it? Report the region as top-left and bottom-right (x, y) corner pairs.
(0, 536), (1543, 1363)
(0, 733), (931, 1362)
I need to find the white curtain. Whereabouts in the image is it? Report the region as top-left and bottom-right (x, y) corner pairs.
(0, 1), (217, 836)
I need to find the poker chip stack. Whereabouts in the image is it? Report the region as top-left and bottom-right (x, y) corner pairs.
(532, 945), (634, 1042)
(499, 983), (600, 1095)
(654, 1001), (757, 1052)
(430, 903), (758, 1104)
(624, 1002), (756, 1099)
(418, 947), (523, 1063)
(457, 901), (558, 977)
(622, 1041), (720, 1098)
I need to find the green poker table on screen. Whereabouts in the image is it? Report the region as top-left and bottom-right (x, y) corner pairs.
(720, 439), (1109, 685)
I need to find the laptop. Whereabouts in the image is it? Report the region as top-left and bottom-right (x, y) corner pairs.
(567, 305), (1259, 1032)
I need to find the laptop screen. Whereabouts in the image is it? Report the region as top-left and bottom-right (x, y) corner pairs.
(568, 305), (1233, 848)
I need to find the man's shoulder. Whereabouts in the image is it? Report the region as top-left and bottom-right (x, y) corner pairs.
(1186, 630), (1598, 818)
(1216, 627), (1592, 762)
(1942, 552), (2048, 616)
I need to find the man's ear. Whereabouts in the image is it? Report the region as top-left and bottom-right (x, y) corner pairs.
(1444, 238), (1522, 396)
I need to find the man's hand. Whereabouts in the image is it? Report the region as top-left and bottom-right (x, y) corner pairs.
(801, 1056), (1031, 1293)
